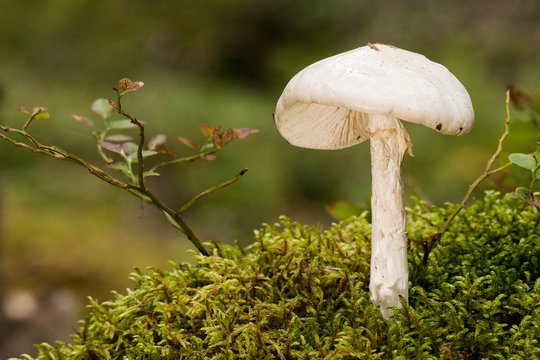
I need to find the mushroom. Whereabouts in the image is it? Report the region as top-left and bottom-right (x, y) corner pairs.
(274, 43), (474, 320)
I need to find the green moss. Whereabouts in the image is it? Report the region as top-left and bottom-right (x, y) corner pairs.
(16, 192), (539, 359)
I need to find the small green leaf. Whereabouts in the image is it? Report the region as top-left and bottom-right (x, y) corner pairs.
(128, 150), (158, 161)
(326, 201), (363, 221)
(513, 187), (532, 200)
(105, 135), (133, 142)
(535, 145), (540, 163)
(91, 98), (114, 120)
(508, 153), (537, 170)
(122, 142), (139, 155)
(143, 171), (160, 178)
(108, 120), (137, 130)
(535, 168), (540, 179)
(31, 107), (49, 120)
(33, 111), (50, 120)
(106, 162), (130, 172)
(142, 150), (158, 157)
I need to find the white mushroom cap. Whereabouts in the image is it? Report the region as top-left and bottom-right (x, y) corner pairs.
(275, 44), (474, 150)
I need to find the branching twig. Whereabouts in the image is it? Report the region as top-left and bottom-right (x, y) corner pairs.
(1, 122), (211, 256)
(1, 80), (256, 257)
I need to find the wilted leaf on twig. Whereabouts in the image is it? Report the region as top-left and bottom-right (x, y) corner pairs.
(213, 128), (235, 148)
(18, 106), (31, 114)
(117, 78), (144, 92)
(212, 127), (259, 148)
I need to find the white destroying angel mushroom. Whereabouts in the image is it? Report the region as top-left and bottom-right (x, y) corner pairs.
(274, 43), (474, 320)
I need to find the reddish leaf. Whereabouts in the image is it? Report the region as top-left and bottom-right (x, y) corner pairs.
(72, 114), (97, 132)
(98, 141), (123, 154)
(154, 143), (176, 157)
(441, 347), (455, 359)
(527, 200), (540, 207)
(177, 136), (200, 150)
(232, 127), (259, 139)
(18, 106), (31, 114)
(203, 155), (217, 161)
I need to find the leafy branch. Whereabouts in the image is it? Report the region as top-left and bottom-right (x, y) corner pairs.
(0, 78), (259, 256)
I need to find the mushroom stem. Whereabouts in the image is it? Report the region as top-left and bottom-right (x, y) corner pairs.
(366, 113), (411, 320)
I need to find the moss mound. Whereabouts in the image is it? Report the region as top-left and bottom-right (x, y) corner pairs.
(17, 192), (539, 359)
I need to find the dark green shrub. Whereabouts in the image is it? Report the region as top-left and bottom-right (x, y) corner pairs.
(15, 191), (539, 360)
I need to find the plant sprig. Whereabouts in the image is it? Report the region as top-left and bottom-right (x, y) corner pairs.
(421, 87), (539, 266)
(0, 78), (259, 256)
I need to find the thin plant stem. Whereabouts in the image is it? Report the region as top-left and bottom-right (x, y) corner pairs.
(177, 168), (248, 213)
(421, 90), (514, 265)
(111, 90), (147, 190)
(150, 148), (219, 173)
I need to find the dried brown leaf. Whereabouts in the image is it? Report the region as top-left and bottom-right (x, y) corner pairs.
(118, 78), (144, 92)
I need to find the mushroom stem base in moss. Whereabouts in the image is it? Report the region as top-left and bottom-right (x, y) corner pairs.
(366, 113), (411, 320)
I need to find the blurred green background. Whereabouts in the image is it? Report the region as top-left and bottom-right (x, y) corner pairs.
(0, 0), (539, 356)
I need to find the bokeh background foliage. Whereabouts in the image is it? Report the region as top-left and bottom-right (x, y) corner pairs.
(0, 0), (539, 356)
